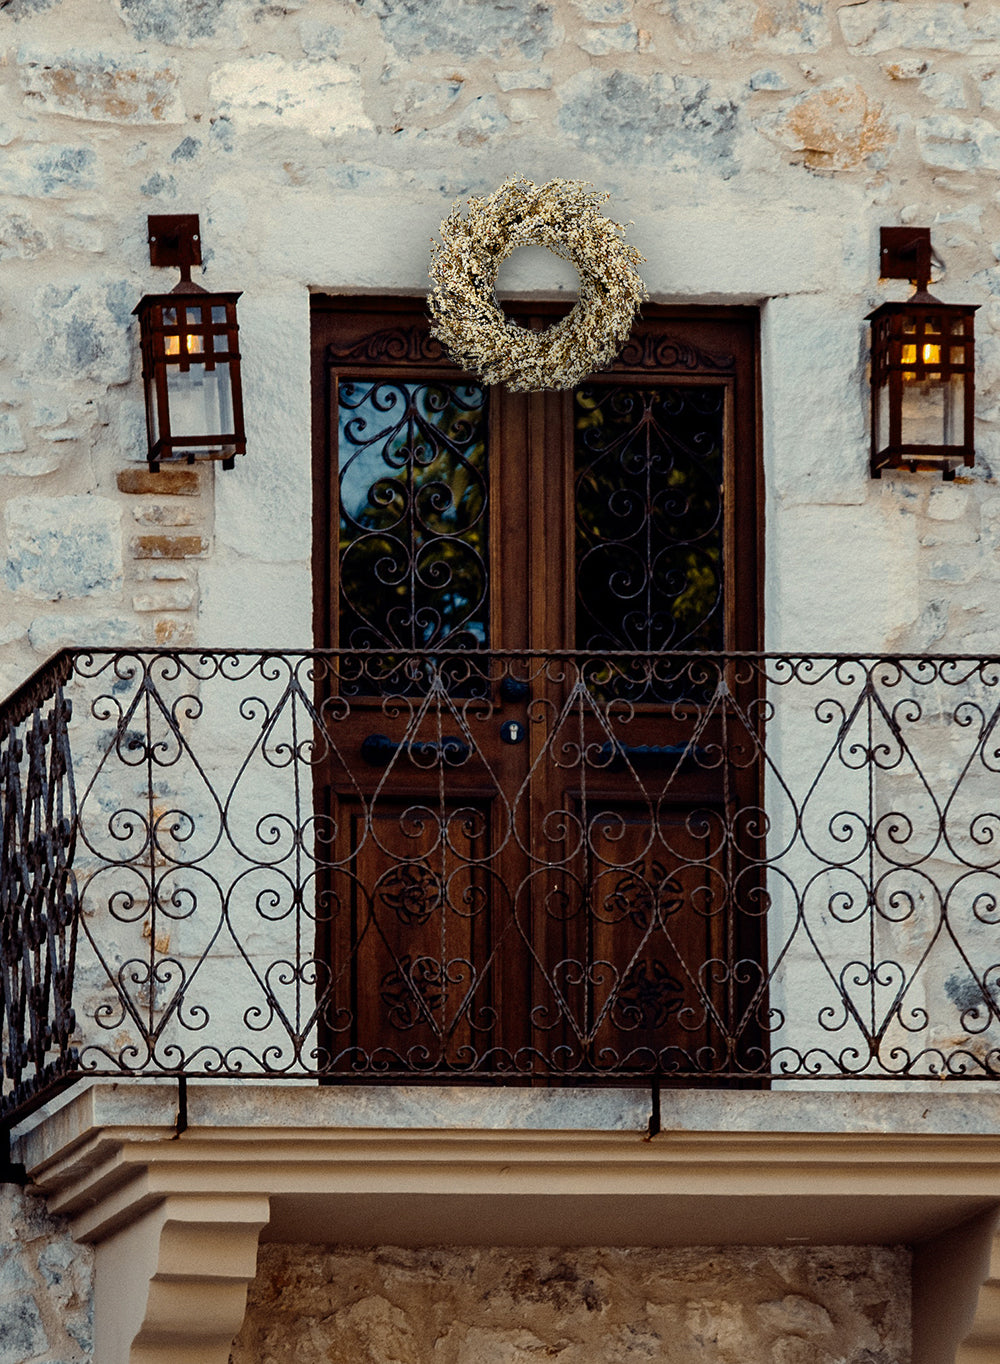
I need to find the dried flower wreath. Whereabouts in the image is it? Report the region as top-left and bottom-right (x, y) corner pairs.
(428, 177), (647, 392)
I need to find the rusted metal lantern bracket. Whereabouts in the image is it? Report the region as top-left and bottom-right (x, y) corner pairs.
(147, 214), (202, 277)
(134, 213), (246, 473)
(879, 226), (933, 293)
(869, 226), (977, 481)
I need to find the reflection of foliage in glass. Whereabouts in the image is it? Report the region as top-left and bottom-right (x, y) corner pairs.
(574, 384), (724, 654)
(338, 380), (489, 651)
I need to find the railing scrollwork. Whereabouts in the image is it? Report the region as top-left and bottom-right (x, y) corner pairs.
(2, 648), (1000, 1127)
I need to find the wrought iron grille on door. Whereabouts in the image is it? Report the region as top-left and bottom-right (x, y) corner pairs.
(311, 299), (762, 1079)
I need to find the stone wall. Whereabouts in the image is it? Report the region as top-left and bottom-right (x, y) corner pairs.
(0, 1185), (92, 1364)
(1, 0), (1000, 676)
(230, 1243), (911, 1364)
(2, 0), (1000, 1358)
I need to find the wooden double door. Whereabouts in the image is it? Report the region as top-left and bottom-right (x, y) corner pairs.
(311, 298), (763, 1079)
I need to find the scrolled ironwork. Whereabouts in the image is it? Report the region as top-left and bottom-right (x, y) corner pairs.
(337, 379), (489, 654)
(6, 648), (1000, 1126)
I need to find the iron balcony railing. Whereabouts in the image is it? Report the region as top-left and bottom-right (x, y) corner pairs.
(4, 648), (1000, 1127)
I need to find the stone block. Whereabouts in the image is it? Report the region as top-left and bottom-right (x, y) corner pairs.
(141, 564), (191, 581)
(389, 76), (464, 121)
(131, 502), (197, 526)
(928, 553), (978, 583)
(882, 56), (929, 78)
(663, 0), (831, 53)
(115, 400), (150, 463)
(210, 56), (373, 135)
(115, 0), (244, 47)
(5, 496), (122, 601)
(0, 210), (48, 260)
(917, 115), (1000, 169)
(0, 452), (63, 478)
(840, 1), (1000, 54)
(0, 622), (27, 648)
(32, 399), (68, 429)
(557, 69), (738, 172)
(0, 145), (97, 199)
(28, 612), (143, 653)
(35, 280), (133, 385)
(578, 22), (639, 53)
(757, 1295), (833, 1335)
(58, 217), (104, 253)
(171, 135), (201, 161)
(210, 117), (235, 152)
(18, 48), (184, 124)
(132, 584), (196, 611)
(117, 467), (202, 496)
(141, 171), (178, 198)
(920, 71), (967, 107)
(980, 68), (1000, 110)
(926, 484), (971, 520)
(0, 1296), (47, 1364)
(0, 1252), (30, 1296)
(378, 0), (556, 60)
(299, 18), (345, 57)
(572, 0), (630, 17)
(0, 415), (26, 455)
(758, 79), (894, 170)
(37, 1238), (75, 1291)
(750, 69), (790, 91)
(455, 95), (510, 145)
(154, 616), (195, 644)
(3, 0), (60, 14)
(131, 534), (209, 558)
(66, 1298), (95, 1354)
(508, 96), (542, 123)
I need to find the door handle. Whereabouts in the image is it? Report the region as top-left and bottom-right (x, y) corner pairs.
(361, 733), (471, 766)
(499, 676), (529, 702)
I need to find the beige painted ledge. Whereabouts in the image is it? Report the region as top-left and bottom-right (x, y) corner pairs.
(14, 1082), (1000, 1364)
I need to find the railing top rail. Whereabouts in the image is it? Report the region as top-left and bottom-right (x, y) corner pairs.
(19, 646), (1000, 663)
(0, 649), (73, 733)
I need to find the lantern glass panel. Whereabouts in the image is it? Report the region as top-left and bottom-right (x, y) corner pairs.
(900, 371), (964, 448)
(876, 380), (890, 454)
(147, 378), (160, 447)
(166, 362), (234, 447)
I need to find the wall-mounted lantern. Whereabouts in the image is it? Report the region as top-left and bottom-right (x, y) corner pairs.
(134, 214), (246, 472)
(868, 227), (977, 481)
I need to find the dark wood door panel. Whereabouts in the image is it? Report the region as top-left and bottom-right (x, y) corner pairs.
(311, 298), (763, 1080)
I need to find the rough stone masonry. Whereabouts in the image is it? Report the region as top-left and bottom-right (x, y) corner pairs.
(231, 1243), (911, 1364)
